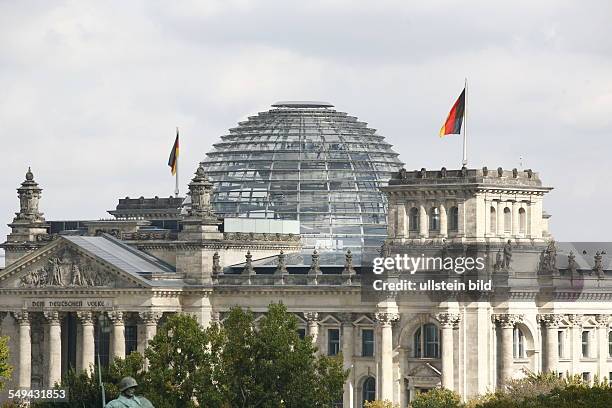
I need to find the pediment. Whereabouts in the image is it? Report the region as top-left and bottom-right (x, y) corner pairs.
(0, 238), (152, 289)
(407, 362), (441, 378)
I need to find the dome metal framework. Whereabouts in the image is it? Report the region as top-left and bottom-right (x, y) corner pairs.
(200, 102), (403, 252)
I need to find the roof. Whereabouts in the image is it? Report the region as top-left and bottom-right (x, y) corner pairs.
(62, 235), (175, 275)
(271, 101), (334, 108)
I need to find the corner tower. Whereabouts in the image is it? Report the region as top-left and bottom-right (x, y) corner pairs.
(382, 166), (553, 244)
(1, 168), (49, 266)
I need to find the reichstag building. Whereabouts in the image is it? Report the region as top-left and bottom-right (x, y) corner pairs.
(1, 102), (612, 407)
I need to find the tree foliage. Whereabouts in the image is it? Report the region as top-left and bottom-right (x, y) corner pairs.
(411, 388), (462, 408)
(30, 303), (347, 407)
(0, 336), (12, 391)
(365, 400), (400, 408)
(31, 352), (145, 408)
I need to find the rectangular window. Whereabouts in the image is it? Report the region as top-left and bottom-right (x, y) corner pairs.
(582, 372), (591, 383)
(328, 329), (340, 356)
(125, 325), (138, 356)
(609, 372), (612, 386)
(558, 330), (565, 359)
(362, 329), (374, 357)
(582, 331), (590, 358)
(297, 328), (306, 340)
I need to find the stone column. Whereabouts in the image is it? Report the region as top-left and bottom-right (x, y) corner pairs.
(139, 311), (162, 368)
(568, 314), (583, 375)
(493, 314), (523, 387)
(419, 203), (428, 238)
(387, 203), (397, 237)
(76, 311), (95, 374)
(538, 314), (562, 373)
(375, 312), (399, 402)
(439, 202), (448, 238)
(484, 199), (491, 237)
(596, 314), (609, 378)
(437, 313), (461, 390)
(512, 201), (520, 236)
(456, 200), (465, 237)
(497, 201), (505, 237)
(340, 314), (354, 408)
(305, 312), (319, 346)
(108, 311), (126, 360)
(12, 311), (31, 389)
(43, 311), (62, 388)
(396, 203), (406, 238)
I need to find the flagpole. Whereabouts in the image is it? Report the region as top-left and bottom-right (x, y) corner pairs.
(462, 78), (468, 167)
(175, 127), (179, 198)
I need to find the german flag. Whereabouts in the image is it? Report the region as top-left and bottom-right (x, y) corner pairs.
(439, 88), (466, 136)
(168, 129), (179, 175)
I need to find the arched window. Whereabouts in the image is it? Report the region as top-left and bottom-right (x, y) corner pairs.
(513, 327), (526, 358)
(409, 207), (419, 231)
(519, 208), (526, 234)
(449, 206), (459, 231)
(362, 376), (376, 405)
(429, 207), (440, 231)
(414, 323), (440, 358)
(490, 207), (497, 234)
(504, 207), (511, 233)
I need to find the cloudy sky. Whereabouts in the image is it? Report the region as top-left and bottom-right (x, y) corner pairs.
(1, 0), (611, 262)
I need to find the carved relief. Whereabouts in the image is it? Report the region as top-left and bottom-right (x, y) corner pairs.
(18, 249), (123, 288)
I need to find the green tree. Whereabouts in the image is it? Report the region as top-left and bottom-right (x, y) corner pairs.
(0, 336), (12, 391)
(32, 352), (145, 408)
(211, 303), (348, 408)
(410, 388), (462, 408)
(144, 313), (221, 408)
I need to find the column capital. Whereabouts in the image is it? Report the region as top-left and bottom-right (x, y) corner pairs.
(436, 312), (461, 328)
(139, 311), (162, 324)
(567, 314), (583, 327)
(337, 313), (354, 325)
(76, 311), (94, 325)
(107, 311), (124, 324)
(492, 313), (523, 328)
(375, 312), (399, 326)
(537, 313), (563, 328)
(595, 314), (610, 328)
(43, 311), (61, 324)
(304, 312), (319, 324)
(12, 310), (30, 325)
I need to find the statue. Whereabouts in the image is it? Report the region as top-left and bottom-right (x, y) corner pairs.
(398, 168), (407, 180)
(503, 240), (513, 270)
(593, 251), (605, 278)
(70, 263), (85, 286)
(494, 249), (503, 272)
(105, 377), (154, 408)
(48, 258), (64, 286)
(440, 167), (447, 178)
(380, 241), (391, 258)
(542, 240), (558, 274)
(567, 251), (578, 277)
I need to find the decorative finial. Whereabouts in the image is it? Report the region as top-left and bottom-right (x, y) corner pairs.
(26, 167), (34, 181)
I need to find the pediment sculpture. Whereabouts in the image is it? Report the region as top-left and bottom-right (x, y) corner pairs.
(20, 251), (115, 288)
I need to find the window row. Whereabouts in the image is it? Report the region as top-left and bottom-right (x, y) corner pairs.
(407, 206), (459, 232)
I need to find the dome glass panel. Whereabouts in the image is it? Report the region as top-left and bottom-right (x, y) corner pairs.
(200, 102), (403, 252)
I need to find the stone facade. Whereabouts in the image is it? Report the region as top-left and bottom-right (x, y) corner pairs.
(1, 166), (612, 408)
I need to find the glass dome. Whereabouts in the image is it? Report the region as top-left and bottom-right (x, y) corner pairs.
(200, 101), (403, 252)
